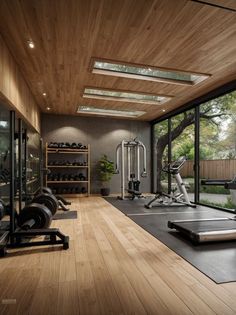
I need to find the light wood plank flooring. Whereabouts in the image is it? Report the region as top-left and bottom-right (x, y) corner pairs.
(1, 197), (236, 315)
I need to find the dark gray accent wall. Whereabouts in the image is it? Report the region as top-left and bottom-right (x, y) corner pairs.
(41, 114), (151, 194)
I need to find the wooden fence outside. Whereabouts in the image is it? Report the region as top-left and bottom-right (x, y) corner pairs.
(180, 159), (236, 179)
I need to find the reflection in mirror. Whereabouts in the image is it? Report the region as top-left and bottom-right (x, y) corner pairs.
(25, 128), (41, 199)
(0, 103), (10, 205)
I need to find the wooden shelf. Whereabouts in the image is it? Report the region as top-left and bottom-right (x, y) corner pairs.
(47, 165), (88, 168)
(47, 149), (88, 154)
(47, 147), (88, 151)
(46, 143), (90, 196)
(47, 180), (88, 183)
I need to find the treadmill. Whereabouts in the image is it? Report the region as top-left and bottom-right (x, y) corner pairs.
(168, 179), (236, 244)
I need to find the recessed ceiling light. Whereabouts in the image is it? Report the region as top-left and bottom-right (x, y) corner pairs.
(162, 109), (166, 112)
(83, 88), (172, 105)
(43, 92), (47, 96)
(77, 106), (146, 118)
(92, 59), (210, 86)
(27, 40), (35, 49)
(46, 107), (51, 111)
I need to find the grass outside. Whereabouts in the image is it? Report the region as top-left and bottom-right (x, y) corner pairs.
(161, 177), (235, 210)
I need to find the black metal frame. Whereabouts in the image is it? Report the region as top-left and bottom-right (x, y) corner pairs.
(8, 228), (69, 250)
(194, 106), (200, 204)
(9, 111), (15, 239)
(167, 118), (172, 194)
(150, 124), (155, 192)
(18, 118), (23, 212)
(151, 80), (236, 213)
(190, 0), (236, 13)
(3, 111), (70, 255)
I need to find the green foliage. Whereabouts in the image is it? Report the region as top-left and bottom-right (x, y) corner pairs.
(98, 155), (115, 183)
(182, 178), (230, 194)
(154, 121), (168, 137)
(154, 91), (236, 190)
(200, 185), (229, 195)
(200, 196), (236, 210)
(172, 137), (194, 160)
(158, 91), (236, 162)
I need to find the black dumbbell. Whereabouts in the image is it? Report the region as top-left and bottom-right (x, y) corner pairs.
(81, 187), (87, 194)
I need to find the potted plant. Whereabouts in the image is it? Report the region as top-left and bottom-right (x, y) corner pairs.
(98, 154), (114, 196)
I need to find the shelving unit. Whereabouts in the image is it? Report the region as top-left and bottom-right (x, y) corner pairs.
(45, 143), (90, 196)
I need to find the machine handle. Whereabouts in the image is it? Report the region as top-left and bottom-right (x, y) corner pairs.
(115, 145), (121, 174)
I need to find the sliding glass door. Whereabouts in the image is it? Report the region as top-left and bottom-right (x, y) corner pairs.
(199, 91), (236, 210)
(152, 89), (236, 211)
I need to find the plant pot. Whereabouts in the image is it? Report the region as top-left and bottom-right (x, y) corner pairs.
(101, 188), (110, 196)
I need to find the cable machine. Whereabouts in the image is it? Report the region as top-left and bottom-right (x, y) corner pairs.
(115, 139), (147, 200)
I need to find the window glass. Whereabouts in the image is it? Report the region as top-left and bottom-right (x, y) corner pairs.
(153, 120), (169, 193)
(199, 91), (236, 210)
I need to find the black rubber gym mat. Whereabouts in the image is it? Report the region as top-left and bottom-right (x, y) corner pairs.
(104, 196), (236, 284)
(53, 210), (77, 220)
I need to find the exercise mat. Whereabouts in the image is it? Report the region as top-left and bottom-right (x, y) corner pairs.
(104, 196), (236, 284)
(53, 210), (77, 220)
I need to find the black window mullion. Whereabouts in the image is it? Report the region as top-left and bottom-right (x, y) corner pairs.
(194, 106), (200, 203)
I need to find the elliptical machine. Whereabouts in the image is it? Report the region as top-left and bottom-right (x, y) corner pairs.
(145, 156), (195, 208)
(115, 139), (147, 200)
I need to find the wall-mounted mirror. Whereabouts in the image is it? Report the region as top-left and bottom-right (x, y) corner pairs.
(0, 103), (10, 205)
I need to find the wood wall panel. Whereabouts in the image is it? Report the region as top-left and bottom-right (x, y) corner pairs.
(0, 34), (40, 132)
(0, 0), (235, 121)
(196, 0), (236, 10)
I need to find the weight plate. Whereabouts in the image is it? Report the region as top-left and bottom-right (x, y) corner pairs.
(33, 193), (59, 215)
(42, 187), (52, 194)
(18, 203), (52, 229)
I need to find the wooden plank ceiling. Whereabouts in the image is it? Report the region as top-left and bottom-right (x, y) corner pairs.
(0, 0), (235, 121)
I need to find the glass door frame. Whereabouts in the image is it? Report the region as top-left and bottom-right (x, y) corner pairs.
(151, 80), (236, 212)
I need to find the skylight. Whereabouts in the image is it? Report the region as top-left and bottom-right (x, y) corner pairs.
(92, 60), (210, 85)
(77, 106), (146, 118)
(83, 88), (172, 105)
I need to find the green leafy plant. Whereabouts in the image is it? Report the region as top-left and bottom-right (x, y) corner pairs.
(98, 154), (115, 184)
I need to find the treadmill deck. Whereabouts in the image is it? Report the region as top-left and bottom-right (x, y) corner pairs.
(168, 218), (236, 243)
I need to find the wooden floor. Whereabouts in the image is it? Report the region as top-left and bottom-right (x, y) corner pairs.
(1, 197), (236, 315)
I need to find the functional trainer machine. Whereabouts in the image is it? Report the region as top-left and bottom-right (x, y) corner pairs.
(168, 178), (236, 244)
(115, 139), (147, 200)
(146, 156), (195, 209)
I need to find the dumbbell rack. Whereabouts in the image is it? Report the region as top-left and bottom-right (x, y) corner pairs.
(45, 143), (90, 197)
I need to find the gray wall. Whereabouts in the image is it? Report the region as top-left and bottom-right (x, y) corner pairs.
(41, 114), (151, 194)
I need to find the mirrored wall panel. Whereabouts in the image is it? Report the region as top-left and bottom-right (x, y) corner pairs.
(0, 103), (10, 204)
